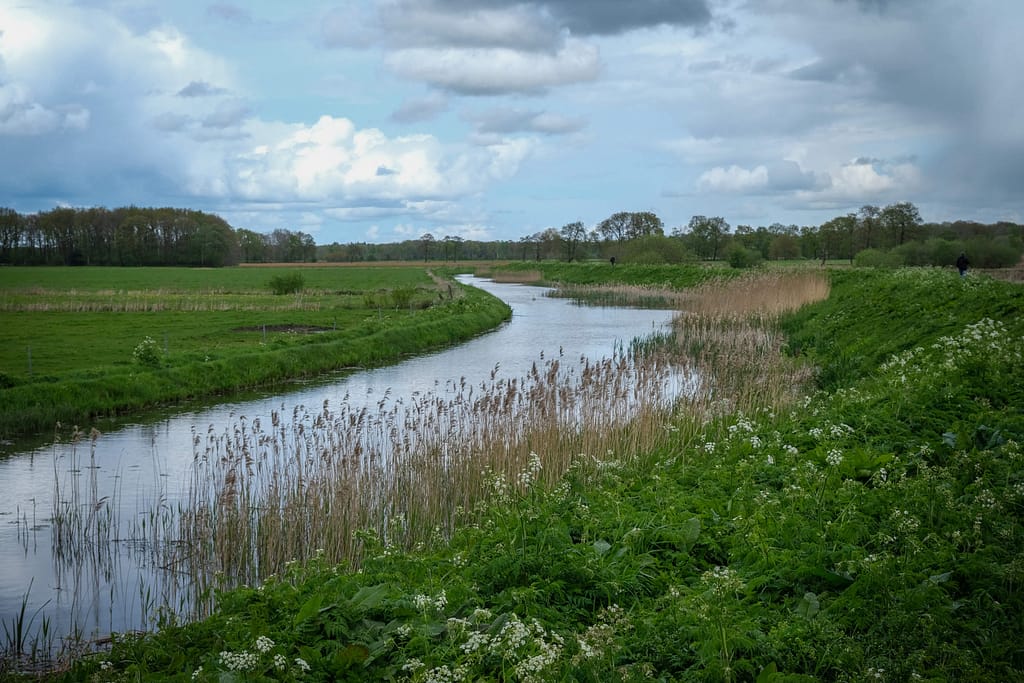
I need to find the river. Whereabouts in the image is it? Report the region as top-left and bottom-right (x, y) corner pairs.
(0, 276), (681, 655)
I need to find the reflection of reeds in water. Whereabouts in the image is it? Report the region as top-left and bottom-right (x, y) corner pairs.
(50, 429), (118, 587)
(172, 347), (687, 610)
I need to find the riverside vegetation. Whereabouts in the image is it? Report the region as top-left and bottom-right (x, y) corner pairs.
(0, 266), (512, 444)
(3, 264), (1023, 681)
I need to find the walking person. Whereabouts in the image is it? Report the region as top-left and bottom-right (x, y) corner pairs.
(956, 252), (969, 277)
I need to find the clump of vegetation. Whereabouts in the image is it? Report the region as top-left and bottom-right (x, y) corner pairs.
(131, 336), (162, 367)
(267, 272), (305, 295)
(726, 243), (763, 269)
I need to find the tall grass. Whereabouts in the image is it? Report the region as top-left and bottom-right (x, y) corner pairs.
(165, 345), (688, 614)
(667, 271), (830, 416)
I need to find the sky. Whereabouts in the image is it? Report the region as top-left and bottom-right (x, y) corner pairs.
(1, 0), (1022, 245)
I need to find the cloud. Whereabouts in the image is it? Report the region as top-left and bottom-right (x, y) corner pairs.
(698, 160), (822, 194)
(0, 83), (61, 135)
(421, 0), (713, 36)
(204, 115), (538, 204)
(797, 157), (922, 205)
(390, 93), (449, 124)
(201, 100), (251, 128)
(386, 39), (600, 95)
(378, 1), (562, 51)
(178, 80), (228, 97)
(207, 3), (253, 24)
(468, 108), (586, 135)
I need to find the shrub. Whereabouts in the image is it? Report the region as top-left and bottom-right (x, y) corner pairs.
(389, 286), (417, 309)
(132, 336), (162, 368)
(726, 244), (762, 269)
(923, 238), (961, 267)
(268, 273), (305, 295)
(853, 248), (902, 268)
(618, 236), (692, 265)
(964, 236), (1024, 268)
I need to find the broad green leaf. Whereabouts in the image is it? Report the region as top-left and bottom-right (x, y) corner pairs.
(294, 594), (323, 626)
(349, 584), (388, 611)
(795, 592), (819, 618)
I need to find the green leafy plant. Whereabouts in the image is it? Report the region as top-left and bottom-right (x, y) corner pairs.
(268, 272), (305, 295)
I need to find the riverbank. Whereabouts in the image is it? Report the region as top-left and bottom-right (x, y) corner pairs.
(0, 266), (512, 444)
(8, 267), (1024, 681)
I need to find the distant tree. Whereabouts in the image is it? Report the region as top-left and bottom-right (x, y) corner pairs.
(0, 207), (22, 264)
(539, 228), (562, 260)
(596, 212), (631, 243)
(881, 201), (923, 246)
(559, 221), (587, 261)
(857, 204), (882, 250)
(443, 235), (463, 261)
(685, 215), (730, 260)
(768, 233), (801, 260)
(627, 211), (664, 238)
(420, 233), (435, 261)
(237, 228), (269, 263)
(819, 213), (857, 263)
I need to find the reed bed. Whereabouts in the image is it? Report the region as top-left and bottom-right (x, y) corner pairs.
(554, 270), (829, 315)
(666, 271), (830, 418)
(165, 347), (689, 614)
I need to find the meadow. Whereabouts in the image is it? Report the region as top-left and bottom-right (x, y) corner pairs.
(4, 265), (1023, 682)
(0, 266), (512, 444)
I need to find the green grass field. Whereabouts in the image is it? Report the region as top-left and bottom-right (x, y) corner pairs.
(0, 265), (511, 442)
(0, 266), (435, 378)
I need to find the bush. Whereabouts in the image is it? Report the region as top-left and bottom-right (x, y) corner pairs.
(618, 235), (692, 265)
(389, 286), (417, 309)
(132, 336), (162, 368)
(854, 248), (903, 268)
(892, 241), (931, 266)
(268, 272), (305, 295)
(964, 236), (1024, 268)
(726, 244), (762, 269)
(923, 238), (961, 267)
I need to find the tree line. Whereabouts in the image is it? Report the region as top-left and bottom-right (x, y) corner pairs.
(322, 203), (1022, 269)
(0, 206), (317, 266)
(4, 202), (1021, 269)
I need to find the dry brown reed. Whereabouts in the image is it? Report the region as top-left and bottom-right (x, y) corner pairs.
(666, 271), (830, 422)
(164, 348), (686, 609)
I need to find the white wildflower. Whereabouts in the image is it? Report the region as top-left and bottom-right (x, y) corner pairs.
(826, 449), (843, 467)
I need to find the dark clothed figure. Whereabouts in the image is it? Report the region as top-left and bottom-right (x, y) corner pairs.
(956, 252), (969, 277)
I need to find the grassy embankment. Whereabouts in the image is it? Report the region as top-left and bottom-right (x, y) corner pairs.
(0, 266), (512, 444)
(7, 266), (1024, 682)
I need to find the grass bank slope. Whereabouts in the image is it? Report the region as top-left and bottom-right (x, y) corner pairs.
(17, 268), (1024, 682)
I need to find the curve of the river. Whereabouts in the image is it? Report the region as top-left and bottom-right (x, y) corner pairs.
(0, 276), (680, 653)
